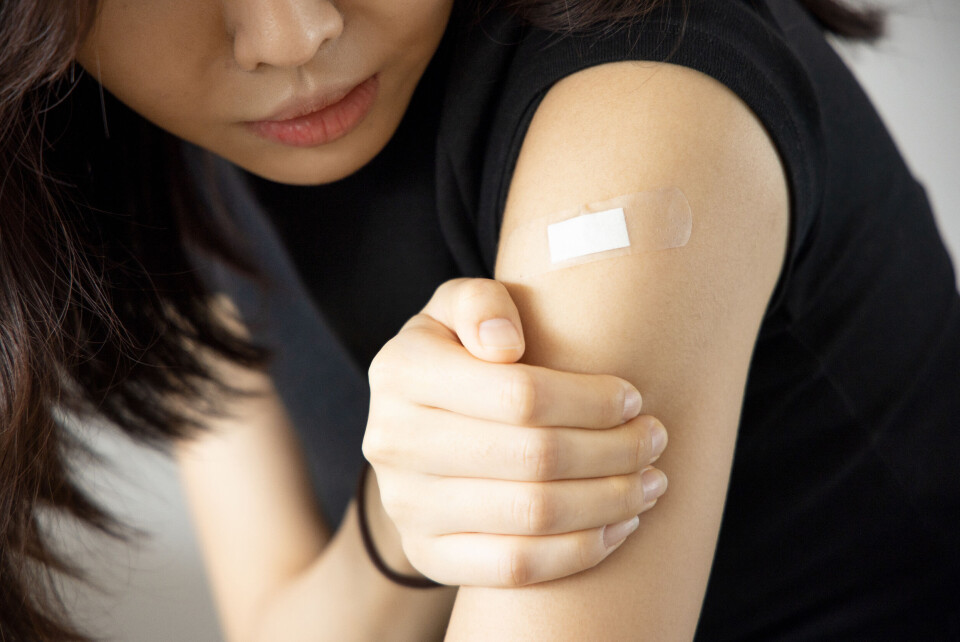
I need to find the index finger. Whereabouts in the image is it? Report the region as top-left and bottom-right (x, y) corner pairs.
(373, 318), (642, 428)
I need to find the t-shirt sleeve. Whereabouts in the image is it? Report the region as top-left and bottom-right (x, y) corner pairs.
(472, 0), (826, 312)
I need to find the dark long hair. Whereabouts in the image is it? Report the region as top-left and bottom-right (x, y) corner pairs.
(0, 1), (883, 639)
(502, 0), (884, 37)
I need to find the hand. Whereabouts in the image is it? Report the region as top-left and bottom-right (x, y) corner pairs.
(362, 278), (668, 587)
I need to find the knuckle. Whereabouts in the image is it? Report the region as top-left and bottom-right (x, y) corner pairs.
(501, 369), (538, 425)
(400, 536), (428, 574)
(364, 433), (397, 465)
(576, 535), (603, 571)
(376, 479), (408, 521)
(367, 343), (397, 391)
(433, 277), (466, 303)
(360, 431), (381, 461)
(457, 278), (505, 307)
(612, 474), (639, 515)
(361, 411), (401, 464)
(513, 486), (555, 534)
(498, 548), (531, 587)
(629, 427), (648, 472)
(520, 431), (560, 481)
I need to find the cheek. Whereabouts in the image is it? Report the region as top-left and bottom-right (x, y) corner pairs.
(364, 0), (453, 50)
(76, 2), (226, 129)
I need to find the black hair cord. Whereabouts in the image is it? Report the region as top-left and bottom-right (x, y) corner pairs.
(356, 460), (443, 589)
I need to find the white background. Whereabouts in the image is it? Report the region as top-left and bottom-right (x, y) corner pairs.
(59, 2), (960, 640)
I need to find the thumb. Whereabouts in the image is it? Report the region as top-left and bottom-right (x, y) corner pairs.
(421, 278), (525, 363)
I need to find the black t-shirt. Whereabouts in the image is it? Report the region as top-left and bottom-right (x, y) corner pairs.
(209, 0), (960, 636)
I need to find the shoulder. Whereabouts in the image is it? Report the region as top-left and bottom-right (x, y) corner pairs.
(454, 1), (825, 275)
(497, 60), (789, 292)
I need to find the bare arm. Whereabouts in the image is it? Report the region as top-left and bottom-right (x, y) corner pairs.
(177, 269), (671, 640)
(446, 61), (789, 639)
(175, 304), (456, 642)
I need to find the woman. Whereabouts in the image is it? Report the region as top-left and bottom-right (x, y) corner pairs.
(2, 0), (958, 640)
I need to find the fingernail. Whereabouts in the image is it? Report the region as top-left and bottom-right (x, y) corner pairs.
(603, 516), (640, 549)
(478, 318), (522, 350)
(650, 422), (668, 459)
(622, 386), (642, 422)
(641, 468), (668, 502)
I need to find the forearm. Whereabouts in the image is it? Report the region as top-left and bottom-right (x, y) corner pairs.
(175, 353), (456, 641)
(254, 496), (457, 642)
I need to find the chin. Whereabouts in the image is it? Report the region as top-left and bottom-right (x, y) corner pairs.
(230, 143), (380, 185)
(228, 126), (394, 186)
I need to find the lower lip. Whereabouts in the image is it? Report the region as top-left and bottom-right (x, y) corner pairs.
(248, 76), (379, 147)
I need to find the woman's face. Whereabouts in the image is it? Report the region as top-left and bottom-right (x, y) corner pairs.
(76, 0), (454, 185)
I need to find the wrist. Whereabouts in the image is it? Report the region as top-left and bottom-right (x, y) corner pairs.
(362, 465), (423, 577)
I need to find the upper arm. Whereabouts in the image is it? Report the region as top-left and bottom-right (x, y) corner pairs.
(445, 62), (788, 639)
(175, 297), (329, 642)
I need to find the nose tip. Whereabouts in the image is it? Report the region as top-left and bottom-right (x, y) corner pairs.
(231, 1), (344, 71)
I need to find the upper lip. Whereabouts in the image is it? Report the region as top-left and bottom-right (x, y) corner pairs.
(252, 77), (369, 123)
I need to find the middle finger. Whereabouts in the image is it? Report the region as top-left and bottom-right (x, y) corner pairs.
(383, 406), (667, 481)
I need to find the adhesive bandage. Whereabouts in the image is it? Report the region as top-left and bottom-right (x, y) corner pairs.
(498, 187), (692, 278)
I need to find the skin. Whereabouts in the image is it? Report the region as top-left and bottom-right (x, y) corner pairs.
(176, 325), (460, 641)
(76, 0), (453, 184)
(74, 0), (790, 638)
(178, 284), (664, 641)
(75, 1), (674, 639)
(447, 61), (788, 638)
(365, 280), (667, 587)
